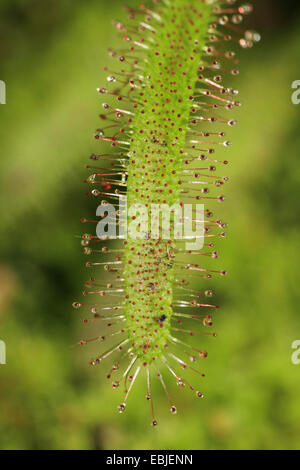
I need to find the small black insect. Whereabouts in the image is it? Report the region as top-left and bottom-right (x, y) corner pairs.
(153, 314), (167, 323)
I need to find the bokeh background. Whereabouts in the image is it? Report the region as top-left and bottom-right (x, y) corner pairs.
(0, 0), (299, 450)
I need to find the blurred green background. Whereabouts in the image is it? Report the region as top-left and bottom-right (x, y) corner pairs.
(0, 0), (299, 450)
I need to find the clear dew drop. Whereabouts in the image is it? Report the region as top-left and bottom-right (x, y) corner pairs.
(72, 302), (82, 309)
(199, 350), (208, 359)
(205, 290), (213, 297)
(219, 15), (229, 26)
(107, 75), (116, 82)
(232, 14), (243, 24)
(97, 87), (107, 94)
(88, 174), (96, 182)
(239, 3), (253, 15)
(239, 38), (253, 48)
(118, 403), (126, 413)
